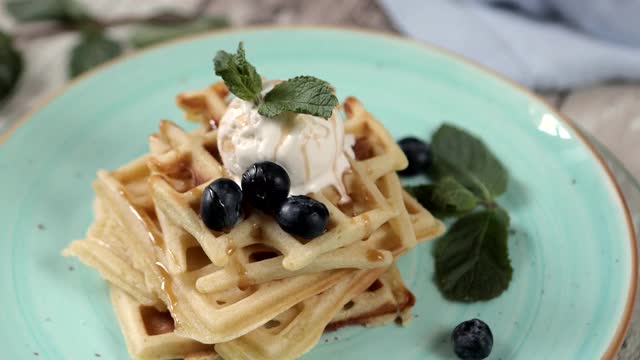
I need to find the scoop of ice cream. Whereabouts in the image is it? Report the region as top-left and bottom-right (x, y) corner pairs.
(217, 95), (354, 199)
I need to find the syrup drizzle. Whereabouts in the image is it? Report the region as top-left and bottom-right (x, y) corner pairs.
(301, 140), (311, 182)
(366, 249), (385, 262)
(118, 187), (180, 314)
(362, 214), (372, 235)
(250, 223), (263, 241)
(155, 262), (178, 312)
(120, 190), (165, 248)
(229, 255), (252, 291)
(274, 121), (293, 159)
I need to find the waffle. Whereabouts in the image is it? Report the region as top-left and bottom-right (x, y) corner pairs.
(111, 286), (219, 360)
(64, 81), (445, 359)
(175, 82), (229, 125)
(327, 264), (416, 330)
(68, 165), (353, 344)
(148, 120), (396, 272)
(110, 264), (413, 360)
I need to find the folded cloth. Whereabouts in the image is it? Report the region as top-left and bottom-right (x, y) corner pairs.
(378, 0), (640, 90)
(486, 0), (640, 47)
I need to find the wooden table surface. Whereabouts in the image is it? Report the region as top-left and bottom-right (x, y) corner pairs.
(1, 0), (638, 358)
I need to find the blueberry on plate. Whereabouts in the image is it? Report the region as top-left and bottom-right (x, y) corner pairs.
(397, 137), (431, 176)
(276, 195), (329, 240)
(200, 178), (243, 231)
(242, 161), (291, 214)
(452, 319), (493, 360)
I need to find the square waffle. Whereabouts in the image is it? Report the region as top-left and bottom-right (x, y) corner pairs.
(110, 263), (413, 360)
(64, 82), (444, 359)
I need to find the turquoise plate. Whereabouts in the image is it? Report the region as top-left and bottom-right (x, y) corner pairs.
(0, 28), (636, 359)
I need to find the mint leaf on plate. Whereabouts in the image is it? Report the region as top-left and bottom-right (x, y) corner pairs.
(69, 31), (122, 77)
(258, 76), (338, 119)
(407, 123), (513, 302)
(406, 176), (478, 217)
(434, 208), (512, 302)
(214, 42), (262, 103)
(431, 124), (508, 200)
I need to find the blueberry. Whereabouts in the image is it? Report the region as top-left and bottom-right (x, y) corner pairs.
(398, 137), (431, 176)
(200, 178), (243, 231)
(276, 195), (329, 240)
(452, 319), (493, 360)
(242, 161), (291, 214)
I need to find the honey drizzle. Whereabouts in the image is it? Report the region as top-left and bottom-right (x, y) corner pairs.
(301, 140), (311, 182)
(229, 254), (252, 291)
(274, 121), (293, 159)
(329, 114), (350, 203)
(189, 168), (204, 188)
(155, 262), (178, 312)
(225, 234), (236, 257)
(366, 249), (385, 262)
(120, 190), (165, 248)
(118, 187), (181, 314)
(250, 223), (264, 241)
(362, 214), (372, 235)
(223, 233), (252, 290)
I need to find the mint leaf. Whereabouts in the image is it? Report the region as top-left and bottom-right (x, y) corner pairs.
(0, 31), (23, 105)
(6, 0), (89, 23)
(406, 177), (478, 217)
(69, 31), (122, 77)
(434, 209), (512, 302)
(431, 124), (508, 201)
(214, 42), (262, 103)
(6, 0), (65, 21)
(258, 76), (338, 119)
(131, 16), (229, 48)
(492, 206), (510, 228)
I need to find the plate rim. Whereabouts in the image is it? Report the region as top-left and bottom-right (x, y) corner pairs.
(1, 25), (636, 359)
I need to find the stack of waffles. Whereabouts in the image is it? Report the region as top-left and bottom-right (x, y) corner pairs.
(64, 82), (445, 360)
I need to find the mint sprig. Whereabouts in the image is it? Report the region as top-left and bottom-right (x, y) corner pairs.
(258, 76), (338, 118)
(405, 176), (478, 217)
(405, 124), (513, 302)
(214, 42), (262, 104)
(431, 124), (507, 201)
(435, 208), (512, 302)
(213, 43), (338, 119)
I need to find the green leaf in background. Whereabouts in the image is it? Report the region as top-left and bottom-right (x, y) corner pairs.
(431, 124), (508, 201)
(69, 31), (122, 77)
(434, 208), (512, 302)
(405, 176), (478, 217)
(0, 31), (23, 105)
(146, 11), (192, 25)
(214, 42), (262, 103)
(130, 16), (229, 49)
(259, 76), (339, 119)
(6, 0), (89, 23)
